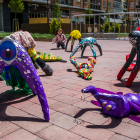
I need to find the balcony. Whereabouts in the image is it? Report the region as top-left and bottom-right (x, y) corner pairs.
(90, 4), (100, 10)
(31, 0), (51, 4)
(136, 5), (140, 8)
(58, 0), (73, 6)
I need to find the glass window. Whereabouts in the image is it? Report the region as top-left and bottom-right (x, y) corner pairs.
(69, 0), (73, 5)
(103, 1), (106, 7)
(109, 2), (111, 8)
(60, 0), (64, 4)
(113, 3), (117, 7)
(130, 2), (134, 8)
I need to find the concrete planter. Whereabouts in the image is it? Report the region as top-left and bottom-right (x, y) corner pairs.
(81, 33), (118, 39)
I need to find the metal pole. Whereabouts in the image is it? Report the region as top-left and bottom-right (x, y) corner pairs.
(125, 14), (126, 40)
(89, 16), (90, 37)
(47, 0), (49, 23)
(114, 14), (115, 40)
(119, 15), (120, 40)
(130, 14), (132, 32)
(98, 16), (100, 39)
(94, 15), (95, 38)
(109, 14), (110, 40)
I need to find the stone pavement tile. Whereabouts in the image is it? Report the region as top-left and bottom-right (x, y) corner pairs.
(11, 100), (34, 109)
(78, 111), (110, 125)
(109, 134), (134, 140)
(36, 125), (82, 140)
(52, 94), (81, 105)
(49, 80), (64, 85)
(44, 88), (61, 98)
(49, 101), (81, 116)
(84, 95), (97, 101)
(73, 100), (101, 111)
(44, 83), (62, 91)
(103, 120), (140, 139)
(49, 112), (77, 130)
(0, 118), (20, 138)
(73, 93), (91, 99)
(0, 106), (28, 121)
(21, 104), (55, 119)
(58, 82), (74, 89)
(12, 114), (52, 133)
(61, 88), (80, 97)
(29, 96), (58, 106)
(0, 129), (43, 140)
(129, 115), (140, 127)
(80, 138), (89, 140)
(70, 125), (114, 140)
(70, 84), (84, 91)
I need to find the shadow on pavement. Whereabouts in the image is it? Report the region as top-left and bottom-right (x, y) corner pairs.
(0, 89), (45, 122)
(67, 69), (78, 73)
(114, 79), (140, 93)
(74, 108), (122, 129)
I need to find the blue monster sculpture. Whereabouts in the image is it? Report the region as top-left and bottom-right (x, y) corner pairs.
(70, 37), (102, 58)
(0, 38), (50, 121)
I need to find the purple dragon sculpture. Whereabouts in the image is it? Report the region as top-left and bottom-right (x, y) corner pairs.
(81, 86), (140, 118)
(0, 38), (50, 121)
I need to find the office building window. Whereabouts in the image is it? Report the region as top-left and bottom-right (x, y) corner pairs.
(103, 1), (106, 7)
(113, 2), (118, 8)
(130, 2), (134, 8)
(60, 0), (64, 4)
(109, 2), (111, 8)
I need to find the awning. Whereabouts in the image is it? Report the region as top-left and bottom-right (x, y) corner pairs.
(101, 17), (123, 24)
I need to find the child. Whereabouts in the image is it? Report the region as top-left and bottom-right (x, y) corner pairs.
(53, 28), (66, 49)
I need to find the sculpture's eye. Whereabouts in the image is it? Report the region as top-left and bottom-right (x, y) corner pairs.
(1, 49), (15, 59)
(82, 64), (89, 69)
(0, 40), (17, 62)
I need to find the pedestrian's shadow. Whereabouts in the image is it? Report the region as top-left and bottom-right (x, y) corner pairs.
(73, 108), (122, 129)
(0, 89), (45, 122)
(114, 78), (140, 93)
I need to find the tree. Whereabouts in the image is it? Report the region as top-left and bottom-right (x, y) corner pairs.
(8, 0), (24, 31)
(51, 1), (62, 18)
(85, 1), (93, 19)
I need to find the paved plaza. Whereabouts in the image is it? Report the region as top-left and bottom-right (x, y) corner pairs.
(0, 40), (140, 140)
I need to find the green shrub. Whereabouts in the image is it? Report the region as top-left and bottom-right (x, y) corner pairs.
(0, 32), (70, 39)
(110, 23), (120, 33)
(49, 18), (62, 34)
(100, 21), (109, 33)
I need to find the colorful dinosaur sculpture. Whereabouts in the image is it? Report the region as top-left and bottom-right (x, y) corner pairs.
(70, 56), (97, 80)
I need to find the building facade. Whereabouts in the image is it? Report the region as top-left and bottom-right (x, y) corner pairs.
(0, 0), (126, 32)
